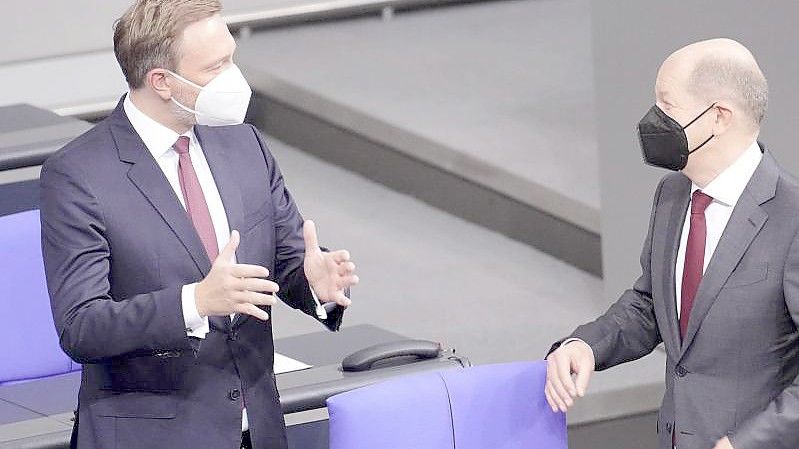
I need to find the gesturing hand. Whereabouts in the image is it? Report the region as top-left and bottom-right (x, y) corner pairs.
(302, 220), (359, 307)
(195, 230), (279, 321)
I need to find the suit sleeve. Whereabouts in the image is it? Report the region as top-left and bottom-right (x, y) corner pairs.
(248, 124), (345, 331)
(40, 155), (194, 364)
(730, 227), (799, 449)
(547, 178), (665, 370)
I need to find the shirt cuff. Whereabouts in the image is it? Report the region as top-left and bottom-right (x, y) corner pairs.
(309, 286), (328, 320)
(182, 283), (209, 339)
(563, 338), (594, 357)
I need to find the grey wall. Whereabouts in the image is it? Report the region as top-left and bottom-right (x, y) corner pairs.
(594, 2), (799, 304)
(0, 0), (315, 65)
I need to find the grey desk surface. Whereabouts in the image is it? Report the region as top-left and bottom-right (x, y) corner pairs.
(273, 323), (406, 367)
(0, 374), (80, 421)
(0, 104), (91, 171)
(0, 399), (41, 426)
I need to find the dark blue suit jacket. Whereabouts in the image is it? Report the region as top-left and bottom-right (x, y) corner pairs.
(39, 97), (343, 449)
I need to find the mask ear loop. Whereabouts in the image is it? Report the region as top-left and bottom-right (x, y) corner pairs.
(166, 70), (204, 90)
(683, 102), (717, 154)
(688, 134), (714, 154)
(682, 102), (717, 129)
(165, 69), (202, 116)
(165, 70), (224, 122)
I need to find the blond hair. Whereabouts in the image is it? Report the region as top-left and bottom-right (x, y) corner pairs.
(113, 0), (223, 89)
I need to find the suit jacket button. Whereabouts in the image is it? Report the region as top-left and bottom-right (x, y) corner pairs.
(675, 366), (688, 377)
(229, 389), (241, 401)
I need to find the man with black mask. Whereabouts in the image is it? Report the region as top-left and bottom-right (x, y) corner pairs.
(545, 39), (799, 449)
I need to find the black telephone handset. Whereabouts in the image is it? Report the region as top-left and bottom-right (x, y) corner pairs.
(341, 340), (443, 372)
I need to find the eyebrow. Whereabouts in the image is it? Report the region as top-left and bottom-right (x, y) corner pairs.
(205, 43), (236, 70)
(205, 53), (232, 70)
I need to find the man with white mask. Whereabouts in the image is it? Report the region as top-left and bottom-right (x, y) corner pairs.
(39, 1), (359, 448)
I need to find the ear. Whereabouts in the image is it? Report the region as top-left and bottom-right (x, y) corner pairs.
(145, 68), (173, 101)
(711, 101), (734, 135)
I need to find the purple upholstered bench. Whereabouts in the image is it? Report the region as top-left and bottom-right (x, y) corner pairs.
(327, 361), (567, 449)
(0, 209), (80, 385)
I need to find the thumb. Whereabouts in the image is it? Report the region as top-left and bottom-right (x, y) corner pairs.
(303, 220), (320, 253)
(218, 230), (240, 263)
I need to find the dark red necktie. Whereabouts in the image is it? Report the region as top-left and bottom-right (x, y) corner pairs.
(679, 190), (714, 339)
(174, 136), (219, 261)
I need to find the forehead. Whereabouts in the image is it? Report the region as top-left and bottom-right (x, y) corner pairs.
(655, 57), (692, 101)
(178, 15), (235, 67)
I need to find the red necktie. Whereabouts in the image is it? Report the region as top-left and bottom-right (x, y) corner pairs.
(174, 136), (219, 261)
(679, 190), (714, 339)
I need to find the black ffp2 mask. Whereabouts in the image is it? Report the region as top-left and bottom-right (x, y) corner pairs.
(637, 103), (716, 171)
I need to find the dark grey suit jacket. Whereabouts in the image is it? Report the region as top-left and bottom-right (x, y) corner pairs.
(551, 146), (799, 449)
(40, 97), (343, 449)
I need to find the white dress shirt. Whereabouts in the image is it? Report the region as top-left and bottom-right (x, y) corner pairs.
(123, 95), (250, 431)
(674, 141), (762, 317)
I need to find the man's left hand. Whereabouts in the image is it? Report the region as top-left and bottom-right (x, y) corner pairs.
(713, 436), (734, 449)
(303, 220), (359, 307)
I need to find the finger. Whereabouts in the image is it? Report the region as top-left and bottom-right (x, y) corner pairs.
(303, 220), (320, 252)
(337, 262), (356, 276)
(233, 291), (277, 307)
(331, 291), (352, 307)
(544, 382), (558, 412)
(573, 357), (593, 397)
(548, 357), (574, 409)
(545, 362), (569, 412)
(339, 275), (360, 288)
(556, 352), (578, 397)
(545, 376), (568, 412)
(235, 302), (270, 321)
(546, 382), (565, 413)
(236, 277), (280, 294)
(218, 230), (240, 263)
(230, 264), (269, 279)
(543, 382), (554, 411)
(330, 250), (351, 263)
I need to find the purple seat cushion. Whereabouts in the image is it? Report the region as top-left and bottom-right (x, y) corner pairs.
(0, 210), (76, 384)
(442, 361), (567, 449)
(327, 361), (566, 449)
(327, 371), (455, 449)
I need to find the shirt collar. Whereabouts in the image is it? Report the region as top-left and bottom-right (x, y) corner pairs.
(123, 93), (193, 160)
(691, 141), (762, 207)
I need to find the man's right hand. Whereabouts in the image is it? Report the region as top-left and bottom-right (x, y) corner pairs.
(544, 340), (595, 413)
(195, 230), (278, 321)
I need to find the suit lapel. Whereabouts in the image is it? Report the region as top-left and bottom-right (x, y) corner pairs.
(655, 176), (690, 358)
(194, 126), (249, 329)
(678, 149), (777, 358)
(110, 100), (212, 277)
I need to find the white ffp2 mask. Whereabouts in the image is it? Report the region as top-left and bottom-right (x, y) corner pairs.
(168, 64), (252, 126)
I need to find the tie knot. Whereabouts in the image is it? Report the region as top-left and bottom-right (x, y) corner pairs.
(691, 190), (713, 214)
(174, 136), (190, 155)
